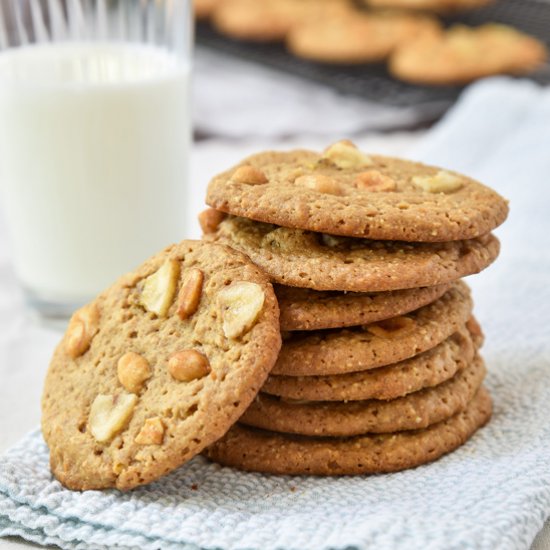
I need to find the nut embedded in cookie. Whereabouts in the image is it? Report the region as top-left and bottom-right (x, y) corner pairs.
(218, 281), (266, 339)
(135, 417), (165, 445)
(321, 140), (373, 169)
(413, 170), (464, 194)
(168, 349), (211, 382)
(177, 268), (204, 320)
(117, 352), (151, 394)
(89, 393), (138, 443)
(65, 303), (100, 358)
(139, 259), (180, 317)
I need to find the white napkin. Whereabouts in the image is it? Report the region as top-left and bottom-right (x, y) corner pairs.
(2, 77), (550, 550)
(192, 48), (446, 137)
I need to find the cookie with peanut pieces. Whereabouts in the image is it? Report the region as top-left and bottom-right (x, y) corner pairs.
(203, 214), (500, 292)
(205, 387), (492, 475)
(42, 240), (281, 491)
(205, 141), (509, 242)
(272, 282), (472, 376)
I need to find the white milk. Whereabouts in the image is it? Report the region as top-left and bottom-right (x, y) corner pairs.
(0, 42), (190, 305)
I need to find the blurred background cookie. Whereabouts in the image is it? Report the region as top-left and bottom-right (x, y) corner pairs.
(390, 23), (548, 84)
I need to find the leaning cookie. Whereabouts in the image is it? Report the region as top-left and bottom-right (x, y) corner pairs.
(242, 355), (485, 436)
(390, 24), (548, 85)
(42, 241), (281, 491)
(205, 387), (492, 475)
(203, 214), (499, 292)
(205, 141), (509, 242)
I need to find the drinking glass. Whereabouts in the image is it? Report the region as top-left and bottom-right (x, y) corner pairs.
(0, 0), (192, 321)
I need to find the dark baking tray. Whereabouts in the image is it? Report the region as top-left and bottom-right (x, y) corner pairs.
(196, 0), (550, 112)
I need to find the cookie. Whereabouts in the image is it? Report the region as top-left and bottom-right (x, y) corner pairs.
(204, 215), (500, 292)
(42, 241), (281, 490)
(361, 0), (494, 13)
(272, 282), (472, 376)
(276, 283), (450, 331)
(262, 326), (476, 401)
(286, 11), (440, 64)
(390, 24), (548, 85)
(205, 142), (509, 242)
(194, 0), (223, 19)
(205, 386), (492, 475)
(241, 354), (485, 437)
(212, 0), (351, 42)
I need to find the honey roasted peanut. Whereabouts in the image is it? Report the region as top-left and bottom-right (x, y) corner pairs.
(65, 303), (100, 359)
(168, 349), (211, 382)
(177, 268), (204, 320)
(117, 352), (151, 394)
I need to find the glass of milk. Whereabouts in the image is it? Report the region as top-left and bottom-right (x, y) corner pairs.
(0, 0), (192, 321)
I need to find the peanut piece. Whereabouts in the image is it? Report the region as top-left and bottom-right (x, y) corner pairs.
(295, 174), (341, 195)
(177, 268), (204, 320)
(354, 170), (397, 192)
(413, 170), (463, 193)
(365, 316), (415, 339)
(198, 208), (226, 234)
(117, 352), (151, 393)
(139, 259), (180, 317)
(322, 140), (373, 169)
(230, 165), (268, 185)
(89, 393), (138, 443)
(218, 281), (265, 339)
(135, 417), (165, 445)
(168, 350), (210, 382)
(65, 303), (100, 358)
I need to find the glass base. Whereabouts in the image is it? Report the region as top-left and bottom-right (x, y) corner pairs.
(23, 287), (89, 329)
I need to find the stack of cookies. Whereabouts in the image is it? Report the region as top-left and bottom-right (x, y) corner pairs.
(41, 141), (508, 491)
(201, 140), (508, 475)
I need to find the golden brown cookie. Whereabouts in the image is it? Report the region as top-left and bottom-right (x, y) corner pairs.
(262, 326), (476, 401)
(205, 386), (492, 475)
(390, 24), (548, 85)
(205, 142), (509, 242)
(286, 11), (441, 64)
(42, 241), (281, 491)
(204, 215), (500, 292)
(361, 0), (494, 13)
(194, 0), (223, 20)
(276, 283), (450, 331)
(212, 0), (351, 42)
(272, 282), (472, 376)
(241, 354), (485, 436)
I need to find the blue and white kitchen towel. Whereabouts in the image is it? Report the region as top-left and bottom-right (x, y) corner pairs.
(1, 78), (550, 550)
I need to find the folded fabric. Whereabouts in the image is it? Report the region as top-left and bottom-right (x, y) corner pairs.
(192, 48), (444, 137)
(2, 77), (550, 550)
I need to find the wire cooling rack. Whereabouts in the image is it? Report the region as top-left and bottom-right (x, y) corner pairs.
(196, 0), (550, 111)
